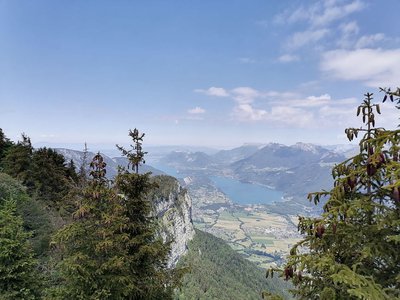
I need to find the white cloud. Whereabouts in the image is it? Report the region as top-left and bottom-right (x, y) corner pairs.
(287, 29), (329, 49)
(340, 21), (359, 36)
(273, 6), (308, 25)
(311, 0), (365, 27)
(231, 87), (260, 104)
(194, 87), (229, 97)
(275, 0), (365, 27)
(337, 21), (360, 47)
(355, 33), (385, 48)
(269, 106), (314, 126)
(233, 104), (267, 121)
(278, 54), (300, 63)
(197, 85), (364, 129)
(321, 48), (400, 87)
(292, 94), (332, 107)
(188, 106), (206, 114)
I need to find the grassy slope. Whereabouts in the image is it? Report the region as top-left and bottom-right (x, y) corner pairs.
(176, 229), (292, 300)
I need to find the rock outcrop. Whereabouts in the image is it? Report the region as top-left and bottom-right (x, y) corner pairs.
(150, 175), (195, 268)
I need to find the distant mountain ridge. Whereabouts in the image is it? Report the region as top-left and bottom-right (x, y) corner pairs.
(55, 148), (165, 179)
(56, 142), (348, 209)
(156, 142), (346, 203)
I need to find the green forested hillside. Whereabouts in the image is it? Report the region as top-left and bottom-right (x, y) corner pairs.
(176, 229), (292, 300)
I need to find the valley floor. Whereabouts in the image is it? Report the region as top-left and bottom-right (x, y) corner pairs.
(187, 179), (302, 267)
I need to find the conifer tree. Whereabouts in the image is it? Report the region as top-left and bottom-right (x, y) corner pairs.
(0, 196), (40, 299)
(116, 128), (147, 174)
(2, 133), (33, 188)
(51, 152), (133, 299)
(30, 147), (76, 207)
(266, 92), (400, 299)
(0, 128), (13, 164)
(114, 128), (180, 299)
(78, 142), (89, 184)
(53, 131), (180, 299)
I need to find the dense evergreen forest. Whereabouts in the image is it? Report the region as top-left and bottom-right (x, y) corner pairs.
(176, 229), (292, 300)
(0, 129), (181, 299)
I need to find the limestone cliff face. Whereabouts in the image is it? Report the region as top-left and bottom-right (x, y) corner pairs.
(150, 175), (195, 268)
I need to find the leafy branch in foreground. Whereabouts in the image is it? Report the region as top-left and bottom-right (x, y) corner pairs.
(266, 91), (400, 299)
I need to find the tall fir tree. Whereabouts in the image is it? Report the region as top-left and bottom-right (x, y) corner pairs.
(0, 193), (40, 299)
(52, 128), (181, 299)
(0, 128), (13, 165)
(116, 128), (147, 174)
(51, 152), (133, 299)
(30, 147), (77, 208)
(2, 133), (33, 188)
(114, 128), (180, 299)
(266, 92), (400, 299)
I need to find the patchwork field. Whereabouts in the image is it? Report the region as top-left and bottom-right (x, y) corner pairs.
(193, 204), (301, 267)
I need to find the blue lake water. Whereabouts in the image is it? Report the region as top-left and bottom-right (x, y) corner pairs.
(210, 176), (285, 205)
(149, 163), (284, 205)
(150, 163), (182, 178)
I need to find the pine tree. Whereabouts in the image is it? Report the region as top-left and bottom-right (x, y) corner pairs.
(113, 128), (180, 299)
(51, 152), (133, 299)
(267, 92), (400, 299)
(30, 147), (77, 207)
(116, 128), (147, 174)
(52, 130), (181, 299)
(0, 128), (13, 165)
(78, 142), (89, 184)
(2, 133), (33, 188)
(0, 197), (40, 299)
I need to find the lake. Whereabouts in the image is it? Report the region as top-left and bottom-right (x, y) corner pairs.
(149, 162), (182, 178)
(149, 163), (285, 205)
(210, 176), (285, 205)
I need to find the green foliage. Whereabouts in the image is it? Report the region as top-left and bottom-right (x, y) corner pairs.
(0, 131), (78, 210)
(51, 153), (134, 299)
(0, 190), (40, 299)
(0, 172), (53, 257)
(114, 131), (180, 299)
(116, 128), (147, 174)
(0, 129), (13, 165)
(30, 147), (77, 208)
(2, 133), (33, 188)
(52, 130), (180, 299)
(176, 229), (292, 300)
(270, 92), (400, 299)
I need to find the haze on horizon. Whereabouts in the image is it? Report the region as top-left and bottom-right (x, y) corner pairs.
(1, 0), (400, 149)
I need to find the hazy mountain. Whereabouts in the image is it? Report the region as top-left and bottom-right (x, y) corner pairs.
(159, 151), (215, 169)
(55, 148), (165, 179)
(212, 143), (265, 164)
(324, 144), (359, 158)
(232, 142), (343, 170)
(230, 142), (346, 197)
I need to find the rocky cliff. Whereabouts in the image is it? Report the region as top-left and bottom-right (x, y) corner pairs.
(149, 175), (195, 268)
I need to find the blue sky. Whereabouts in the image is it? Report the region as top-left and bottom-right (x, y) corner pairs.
(1, 0), (400, 149)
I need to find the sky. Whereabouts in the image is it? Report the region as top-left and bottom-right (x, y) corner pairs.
(1, 0), (400, 150)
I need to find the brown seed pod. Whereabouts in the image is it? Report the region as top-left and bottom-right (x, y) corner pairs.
(315, 224), (325, 238)
(332, 223), (337, 234)
(368, 146), (374, 155)
(377, 153), (385, 168)
(367, 163), (377, 176)
(284, 266), (294, 281)
(392, 187), (400, 203)
(393, 151), (398, 162)
(347, 176), (357, 190)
